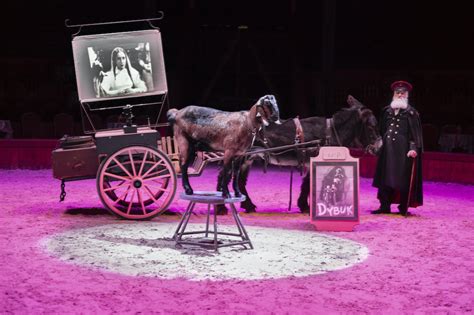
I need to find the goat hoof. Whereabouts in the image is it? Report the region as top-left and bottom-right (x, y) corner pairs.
(234, 191), (242, 198)
(222, 191), (231, 199)
(215, 205), (228, 215)
(184, 187), (194, 195)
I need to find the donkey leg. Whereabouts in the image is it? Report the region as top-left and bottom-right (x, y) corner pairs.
(238, 159), (257, 212)
(297, 172), (311, 213)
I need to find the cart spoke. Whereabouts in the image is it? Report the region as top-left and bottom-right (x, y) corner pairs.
(143, 183), (170, 193)
(138, 150), (148, 176)
(104, 171), (131, 182)
(126, 190), (136, 214)
(142, 160), (165, 177)
(116, 184), (132, 203)
(142, 174), (172, 181)
(103, 180), (128, 192)
(137, 189), (146, 214)
(111, 158), (133, 178)
(142, 167), (169, 179)
(149, 178), (170, 187)
(143, 185), (158, 203)
(128, 150), (137, 176)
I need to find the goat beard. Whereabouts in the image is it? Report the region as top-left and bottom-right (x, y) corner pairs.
(390, 97), (408, 109)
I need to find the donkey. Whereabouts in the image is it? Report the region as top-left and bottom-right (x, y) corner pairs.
(167, 95), (281, 198)
(218, 95), (382, 212)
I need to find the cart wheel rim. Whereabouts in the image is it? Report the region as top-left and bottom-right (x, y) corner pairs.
(97, 146), (177, 219)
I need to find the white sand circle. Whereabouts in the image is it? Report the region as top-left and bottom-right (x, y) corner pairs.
(41, 223), (369, 281)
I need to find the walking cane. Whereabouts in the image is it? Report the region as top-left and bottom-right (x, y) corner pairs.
(405, 157), (416, 217)
(288, 166), (294, 211)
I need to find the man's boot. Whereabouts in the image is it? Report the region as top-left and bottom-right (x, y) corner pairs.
(371, 201), (391, 214)
(371, 207), (391, 214)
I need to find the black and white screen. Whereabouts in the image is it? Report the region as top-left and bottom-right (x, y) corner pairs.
(72, 30), (167, 102)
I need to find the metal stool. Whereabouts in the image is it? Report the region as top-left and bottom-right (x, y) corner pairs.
(173, 191), (253, 252)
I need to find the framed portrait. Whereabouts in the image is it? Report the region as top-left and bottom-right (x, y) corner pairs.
(310, 147), (360, 225)
(72, 29), (167, 103)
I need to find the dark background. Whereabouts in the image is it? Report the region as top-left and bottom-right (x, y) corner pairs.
(0, 0), (473, 148)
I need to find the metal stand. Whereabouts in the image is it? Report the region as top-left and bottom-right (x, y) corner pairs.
(65, 12), (164, 37)
(173, 191), (253, 252)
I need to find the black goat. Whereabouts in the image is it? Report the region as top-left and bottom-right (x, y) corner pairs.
(167, 95), (281, 198)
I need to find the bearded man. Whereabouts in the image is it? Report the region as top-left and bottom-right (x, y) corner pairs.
(372, 81), (424, 216)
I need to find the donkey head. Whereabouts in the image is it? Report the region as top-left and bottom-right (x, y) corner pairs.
(256, 95), (281, 126)
(347, 95), (382, 154)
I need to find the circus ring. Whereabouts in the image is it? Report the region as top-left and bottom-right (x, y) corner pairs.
(41, 223), (369, 281)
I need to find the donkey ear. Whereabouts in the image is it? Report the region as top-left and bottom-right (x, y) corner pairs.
(347, 95), (355, 107)
(347, 95), (364, 108)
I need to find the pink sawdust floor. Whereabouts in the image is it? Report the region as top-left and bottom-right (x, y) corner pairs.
(1, 165), (473, 314)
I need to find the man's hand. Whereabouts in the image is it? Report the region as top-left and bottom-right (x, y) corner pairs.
(407, 150), (417, 158)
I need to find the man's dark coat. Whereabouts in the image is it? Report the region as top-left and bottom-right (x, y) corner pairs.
(373, 105), (423, 207)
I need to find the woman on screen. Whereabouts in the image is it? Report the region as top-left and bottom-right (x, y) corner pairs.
(100, 47), (147, 97)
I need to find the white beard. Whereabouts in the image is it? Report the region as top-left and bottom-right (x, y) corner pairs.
(390, 98), (408, 109)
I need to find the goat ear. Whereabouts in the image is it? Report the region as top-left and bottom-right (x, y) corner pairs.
(258, 94), (274, 106)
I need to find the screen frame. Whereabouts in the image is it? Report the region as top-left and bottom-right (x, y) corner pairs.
(72, 29), (168, 103)
(310, 161), (359, 222)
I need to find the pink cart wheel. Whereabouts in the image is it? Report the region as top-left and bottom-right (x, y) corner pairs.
(97, 146), (177, 220)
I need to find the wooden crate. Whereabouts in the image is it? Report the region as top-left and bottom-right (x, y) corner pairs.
(159, 136), (181, 173)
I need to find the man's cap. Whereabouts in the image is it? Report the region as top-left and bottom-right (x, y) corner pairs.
(391, 80), (413, 92)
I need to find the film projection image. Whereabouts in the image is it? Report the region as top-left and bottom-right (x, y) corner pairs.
(72, 30), (167, 102)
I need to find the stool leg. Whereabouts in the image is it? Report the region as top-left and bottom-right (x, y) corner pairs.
(172, 201), (191, 240)
(230, 203), (253, 249)
(213, 203), (218, 252)
(205, 203), (211, 238)
(173, 201), (195, 241)
(230, 204), (244, 237)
